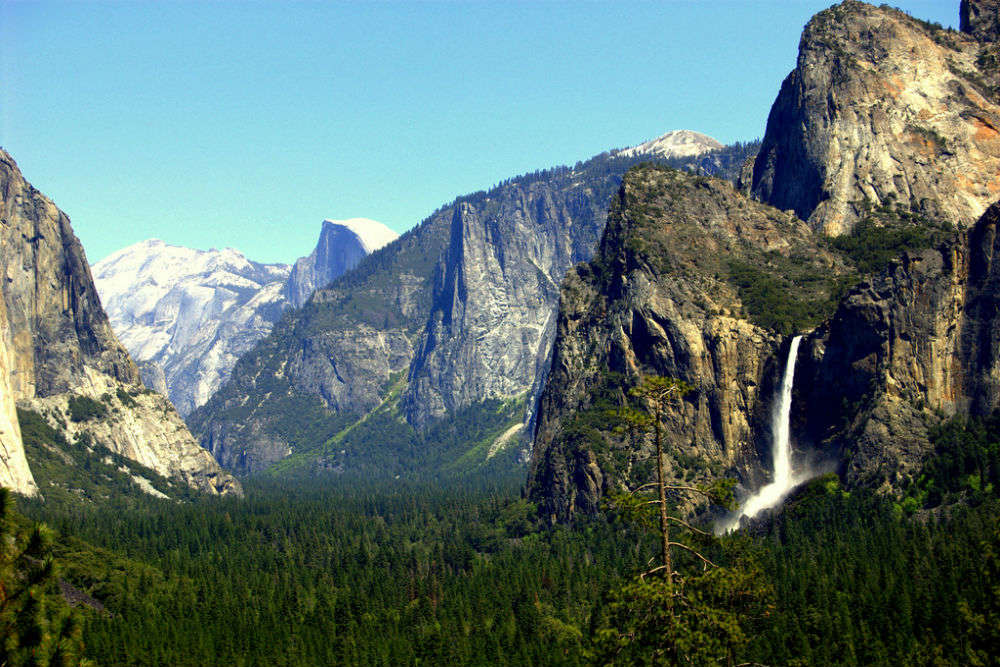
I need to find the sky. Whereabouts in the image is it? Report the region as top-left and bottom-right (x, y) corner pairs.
(1, 1), (958, 265)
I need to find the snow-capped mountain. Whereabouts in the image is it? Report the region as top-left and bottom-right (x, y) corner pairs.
(93, 219), (399, 415)
(615, 129), (723, 159)
(284, 218), (399, 307)
(93, 240), (292, 416)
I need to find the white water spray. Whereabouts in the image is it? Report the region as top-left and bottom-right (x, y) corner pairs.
(722, 335), (803, 532)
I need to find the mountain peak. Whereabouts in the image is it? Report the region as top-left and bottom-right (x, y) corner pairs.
(322, 218), (398, 254)
(615, 129), (723, 159)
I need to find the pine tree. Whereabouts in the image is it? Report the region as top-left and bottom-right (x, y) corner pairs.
(0, 488), (91, 666)
(588, 376), (771, 666)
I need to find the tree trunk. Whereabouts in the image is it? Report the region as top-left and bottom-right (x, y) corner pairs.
(655, 404), (673, 612)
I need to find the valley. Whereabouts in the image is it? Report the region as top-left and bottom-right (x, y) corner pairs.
(1, 0), (999, 665)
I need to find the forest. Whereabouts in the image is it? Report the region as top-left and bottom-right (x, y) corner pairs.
(4, 414), (999, 666)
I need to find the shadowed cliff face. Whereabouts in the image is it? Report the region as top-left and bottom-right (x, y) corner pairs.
(751, 1), (1000, 236)
(0, 149), (240, 496)
(962, 0), (1000, 42)
(527, 166), (850, 522)
(797, 201), (1000, 491)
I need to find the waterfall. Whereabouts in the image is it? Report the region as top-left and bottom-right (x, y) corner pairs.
(722, 335), (803, 532)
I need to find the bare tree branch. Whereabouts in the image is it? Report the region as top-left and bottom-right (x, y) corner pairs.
(667, 541), (718, 569)
(666, 516), (710, 536)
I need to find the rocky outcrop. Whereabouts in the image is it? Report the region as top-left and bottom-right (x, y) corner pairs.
(94, 240), (291, 416)
(0, 297), (36, 496)
(962, 0), (1000, 41)
(0, 148), (239, 496)
(28, 381), (241, 495)
(751, 1), (1000, 235)
(283, 218), (398, 308)
(527, 166), (849, 521)
(796, 200), (1000, 490)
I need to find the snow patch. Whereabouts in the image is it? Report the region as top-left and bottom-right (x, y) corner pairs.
(323, 218), (399, 253)
(615, 129), (723, 160)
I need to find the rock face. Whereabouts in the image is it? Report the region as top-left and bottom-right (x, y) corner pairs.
(750, 0), (1000, 235)
(191, 141), (759, 476)
(797, 201), (1000, 490)
(283, 218), (399, 308)
(0, 149), (240, 496)
(526, 165), (848, 521)
(0, 297), (36, 496)
(962, 0), (1000, 41)
(402, 179), (610, 427)
(93, 241), (291, 416)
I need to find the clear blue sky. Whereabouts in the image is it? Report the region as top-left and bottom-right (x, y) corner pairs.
(1, 1), (957, 265)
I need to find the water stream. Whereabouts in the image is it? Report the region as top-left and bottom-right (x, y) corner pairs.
(721, 335), (803, 532)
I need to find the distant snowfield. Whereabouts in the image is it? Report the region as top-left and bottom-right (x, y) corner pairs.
(91, 217), (396, 415)
(616, 129), (723, 159)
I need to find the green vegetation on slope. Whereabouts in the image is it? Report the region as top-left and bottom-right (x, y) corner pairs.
(18, 408), (198, 512)
(267, 394), (527, 482)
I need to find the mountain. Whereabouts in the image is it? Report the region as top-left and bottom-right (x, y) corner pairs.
(93, 218), (397, 416)
(283, 218), (399, 308)
(526, 165), (852, 521)
(0, 148), (240, 498)
(614, 130), (723, 160)
(528, 0), (1000, 521)
(189, 138), (760, 476)
(749, 0), (1000, 235)
(93, 241), (291, 416)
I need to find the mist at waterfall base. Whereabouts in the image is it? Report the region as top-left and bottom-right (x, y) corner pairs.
(718, 336), (819, 534)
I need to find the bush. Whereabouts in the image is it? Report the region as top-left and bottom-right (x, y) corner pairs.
(68, 396), (108, 423)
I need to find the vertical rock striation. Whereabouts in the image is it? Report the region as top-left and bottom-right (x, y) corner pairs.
(0, 296), (36, 495)
(962, 0), (1000, 42)
(798, 200), (1000, 490)
(402, 179), (608, 427)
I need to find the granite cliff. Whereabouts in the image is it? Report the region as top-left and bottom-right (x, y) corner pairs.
(0, 149), (239, 497)
(795, 201), (1000, 491)
(750, 0), (1000, 235)
(529, 0), (1000, 521)
(283, 218), (398, 308)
